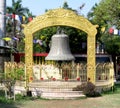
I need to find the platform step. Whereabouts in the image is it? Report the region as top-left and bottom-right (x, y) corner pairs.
(40, 91), (85, 99)
(41, 91), (83, 96)
(30, 88), (85, 99)
(28, 81), (81, 89)
(41, 94), (86, 99)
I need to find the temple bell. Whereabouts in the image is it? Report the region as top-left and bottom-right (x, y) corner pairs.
(45, 31), (75, 61)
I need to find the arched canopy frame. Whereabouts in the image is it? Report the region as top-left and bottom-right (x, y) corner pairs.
(23, 8), (98, 84)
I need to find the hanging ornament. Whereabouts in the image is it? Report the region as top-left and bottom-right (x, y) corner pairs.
(12, 13), (15, 19)
(101, 27), (105, 32)
(108, 27), (114, 34)
(114, 29), (118, 35)
(28, 17), (33, 22)
(2, 37), (11, 41)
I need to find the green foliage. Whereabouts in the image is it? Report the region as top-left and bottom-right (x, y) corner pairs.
(33, 26), (87, 53)
(0, 90), (13, 104)
(5, 67), (24, 81)
(15, 68), (25, 80)
(33, 26), (57, 53)
(102, 84), (120, 95)
(0, 91), (35, 104)
(115, 84), (120, 93)
(63, 1), (69, 9)
(66, 27), (87, 53)
(87, 0), (120, 55)
(88, 0), (120, 28)
(7, 0), (29, 15)
(0, 97), (13, 104)
(15, 94), (36, 101)
(101, 33), (120, 55)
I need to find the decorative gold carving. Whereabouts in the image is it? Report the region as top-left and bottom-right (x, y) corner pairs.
(25, 8), (97, 34)
(23, 8), (97, 84)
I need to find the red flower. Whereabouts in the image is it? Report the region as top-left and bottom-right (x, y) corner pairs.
(52, 78), (56, 81)
(30, 77), (33, 81)
(77, 77), (80, 81)
(40, 77), (44, 80)
(65, 77), (68, 81)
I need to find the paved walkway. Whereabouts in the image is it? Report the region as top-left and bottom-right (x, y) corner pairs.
(1, 85), (120, 108)
(13, 94), (120, 108)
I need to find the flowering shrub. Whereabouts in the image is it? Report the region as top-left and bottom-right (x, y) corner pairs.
(73, 82), (101, 97)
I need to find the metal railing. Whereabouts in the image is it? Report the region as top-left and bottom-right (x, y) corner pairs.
(3, 62), (114, 83)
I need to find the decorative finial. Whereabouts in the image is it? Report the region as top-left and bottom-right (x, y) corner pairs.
(56, 26), (65, 34)
(56, 26), (61, 34)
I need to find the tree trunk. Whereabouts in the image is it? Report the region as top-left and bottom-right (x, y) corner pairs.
(0, 0), (6, 72)
(0, 0), (6, 46)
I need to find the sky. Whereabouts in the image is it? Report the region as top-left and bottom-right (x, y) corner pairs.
(6, 0), (100, 17)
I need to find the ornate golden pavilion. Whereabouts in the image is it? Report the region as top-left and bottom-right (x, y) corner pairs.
(23, 8), (98, 84)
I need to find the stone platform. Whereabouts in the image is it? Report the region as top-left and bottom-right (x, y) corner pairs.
(15, 81), (85, 99)
(0, 80), (113, 99)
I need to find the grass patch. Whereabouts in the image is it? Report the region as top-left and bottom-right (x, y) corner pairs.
(0, 91), (38, 104)
(114, 83), (120, 93)
(0, 90), (13, 104)
(101, 83), (120, 95)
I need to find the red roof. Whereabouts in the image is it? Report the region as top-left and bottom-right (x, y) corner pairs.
(13, 53), (48, 57)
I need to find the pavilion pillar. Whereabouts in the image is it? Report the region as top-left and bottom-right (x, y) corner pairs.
(24, 29), (33, 85)
(87, 35), (96, 84)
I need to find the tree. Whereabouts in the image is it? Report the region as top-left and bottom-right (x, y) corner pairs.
(7, 0), (29, 33)
(87, 0), (120, 73)
(6, 0), (33, 52)
(62, 26), (87, 54)
(87, 0), (120, 55)
(88, 0), (120, 28)
(7, 0), (29, 16)
(100, 31), (120, 55)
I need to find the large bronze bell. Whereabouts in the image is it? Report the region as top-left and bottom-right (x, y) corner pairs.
(45, 32), (75, 61)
